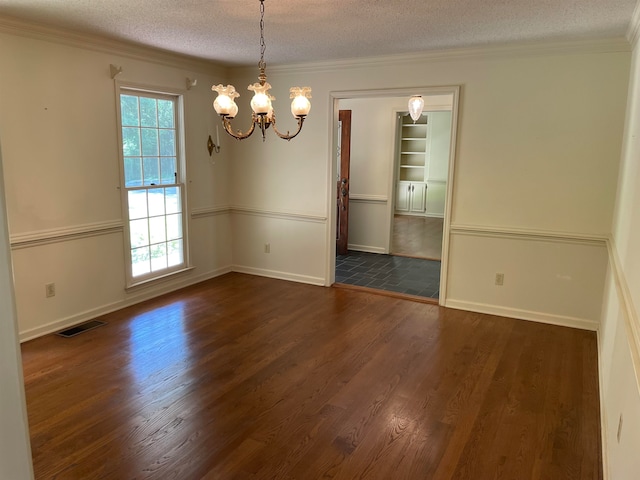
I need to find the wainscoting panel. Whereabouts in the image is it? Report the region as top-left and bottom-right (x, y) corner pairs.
(347, 197), (390, 254)
(598, 252), (640, 480)
(445, 226), (608, 330)
(13, 210), (234, 341)
(231, 209), (328, 286)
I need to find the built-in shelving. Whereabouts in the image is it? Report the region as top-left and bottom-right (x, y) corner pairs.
(396, 113), (428, 213)
(395, 109), (452, 218)
(398, 115), (428, 182)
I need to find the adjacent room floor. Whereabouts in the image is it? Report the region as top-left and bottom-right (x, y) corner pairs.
(391, 215), (443, 260)
(336, 250), (440, 299)
(335, 215), (444, 300)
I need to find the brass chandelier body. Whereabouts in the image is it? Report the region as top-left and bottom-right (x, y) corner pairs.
(212, 0), (312, 141)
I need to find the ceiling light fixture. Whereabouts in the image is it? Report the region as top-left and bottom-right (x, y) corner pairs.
(211, 0), (312, 142)
(408, 95), (424, 123)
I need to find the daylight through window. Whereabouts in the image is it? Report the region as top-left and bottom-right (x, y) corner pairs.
(118, 89), (187, 283)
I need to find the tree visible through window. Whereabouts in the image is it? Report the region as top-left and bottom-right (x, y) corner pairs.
(118, 89), (187, 283)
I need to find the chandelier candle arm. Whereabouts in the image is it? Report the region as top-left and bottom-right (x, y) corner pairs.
(210, 0), (311, 142)
(222, 115), (256, 140)
(272, 116), (306, 141)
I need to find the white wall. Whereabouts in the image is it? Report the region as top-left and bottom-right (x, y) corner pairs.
(340, 96), (405, 253)
(598, 28), (640, 480)
(0, 21), (235, 340)
(425, 110), (452, 217)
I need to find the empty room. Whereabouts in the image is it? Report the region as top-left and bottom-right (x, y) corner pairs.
(1, 0), (640, 479)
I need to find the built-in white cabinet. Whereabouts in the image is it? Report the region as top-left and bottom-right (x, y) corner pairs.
(396, 181), (426, 213)
(394, 111), (451, 217)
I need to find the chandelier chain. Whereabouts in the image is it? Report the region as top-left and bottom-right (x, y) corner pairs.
(258, 0), (266, 71)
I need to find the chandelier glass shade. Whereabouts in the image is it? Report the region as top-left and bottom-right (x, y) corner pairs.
(408, 95), (424, 123)
(212, 0), (312, 141)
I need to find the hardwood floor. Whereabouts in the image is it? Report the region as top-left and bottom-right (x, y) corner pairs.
(392, 215), (443, 260)
(22, 273), (602, 479)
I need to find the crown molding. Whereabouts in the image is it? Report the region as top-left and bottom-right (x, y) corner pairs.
(0, 14), (228, 75)
(235, 37), (632, 76)
(627, 0), (640, 47)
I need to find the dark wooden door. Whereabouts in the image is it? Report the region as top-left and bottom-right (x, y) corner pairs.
(336, 110), (351, 255)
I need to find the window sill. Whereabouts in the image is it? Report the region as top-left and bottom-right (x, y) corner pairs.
(125, 265), (195, 293)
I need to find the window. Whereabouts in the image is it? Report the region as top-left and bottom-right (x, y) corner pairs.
(117, 88), (188, 285)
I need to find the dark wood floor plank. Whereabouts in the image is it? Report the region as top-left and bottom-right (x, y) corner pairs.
(21, 273), (602, 479)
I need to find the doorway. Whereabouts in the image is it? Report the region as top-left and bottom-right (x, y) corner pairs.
(389, 106), (453, 268)
(328, 87), (459, 304)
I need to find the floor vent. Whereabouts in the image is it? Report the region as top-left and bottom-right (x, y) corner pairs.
(56, 320), (106, 338)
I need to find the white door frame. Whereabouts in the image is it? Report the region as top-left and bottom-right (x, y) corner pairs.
(325, 86), (461, 305)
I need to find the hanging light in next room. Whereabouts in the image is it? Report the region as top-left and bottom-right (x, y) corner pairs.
(211, 0), (312, 142)
(408, 95), (424, 123)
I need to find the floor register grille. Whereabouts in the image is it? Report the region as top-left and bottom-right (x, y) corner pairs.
(56, 320), (106, 338)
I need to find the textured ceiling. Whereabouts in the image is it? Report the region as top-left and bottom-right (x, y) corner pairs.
(0, 0), (637, 66)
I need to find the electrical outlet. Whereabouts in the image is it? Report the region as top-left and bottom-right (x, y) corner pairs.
(264, 243), (270, 254)
(617, 413), (623, 443)
(45, 283), (56, 298)
(495, 273), (504, 286)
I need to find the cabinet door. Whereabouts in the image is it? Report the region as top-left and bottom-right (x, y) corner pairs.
(409, 182), (426, 213)
(396, 181), (411, 212)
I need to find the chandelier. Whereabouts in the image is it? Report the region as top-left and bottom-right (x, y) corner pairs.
(211, 0), (312, 141)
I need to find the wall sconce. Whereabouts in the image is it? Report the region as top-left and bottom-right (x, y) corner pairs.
(207, 126), (221, 156)
(186, 78), (197, 90)
(110, 64), (123, 79)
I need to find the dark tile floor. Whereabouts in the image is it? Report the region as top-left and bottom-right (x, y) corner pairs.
(335, 250), (440, 299)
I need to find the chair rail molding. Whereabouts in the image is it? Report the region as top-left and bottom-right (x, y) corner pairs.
(231, 206), (327, 224)
(10, 220), (124, 250)
(449, 224), (608, 246)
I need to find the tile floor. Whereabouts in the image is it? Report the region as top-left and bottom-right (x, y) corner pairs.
(335, 250), (441, 299)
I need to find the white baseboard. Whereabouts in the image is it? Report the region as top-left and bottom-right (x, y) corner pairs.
(445, 299), (599, 331)
(19, 266), (232, 342)
(231, 265), (325, 286)
(347, 244), (386, 254)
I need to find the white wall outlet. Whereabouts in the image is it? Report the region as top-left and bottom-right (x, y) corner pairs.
(264, 243), (270, 254)
(495, 273), (504, 286)
(45, 283), (56, 298)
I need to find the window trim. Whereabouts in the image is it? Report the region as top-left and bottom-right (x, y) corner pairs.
(115, 82), (190, 288)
